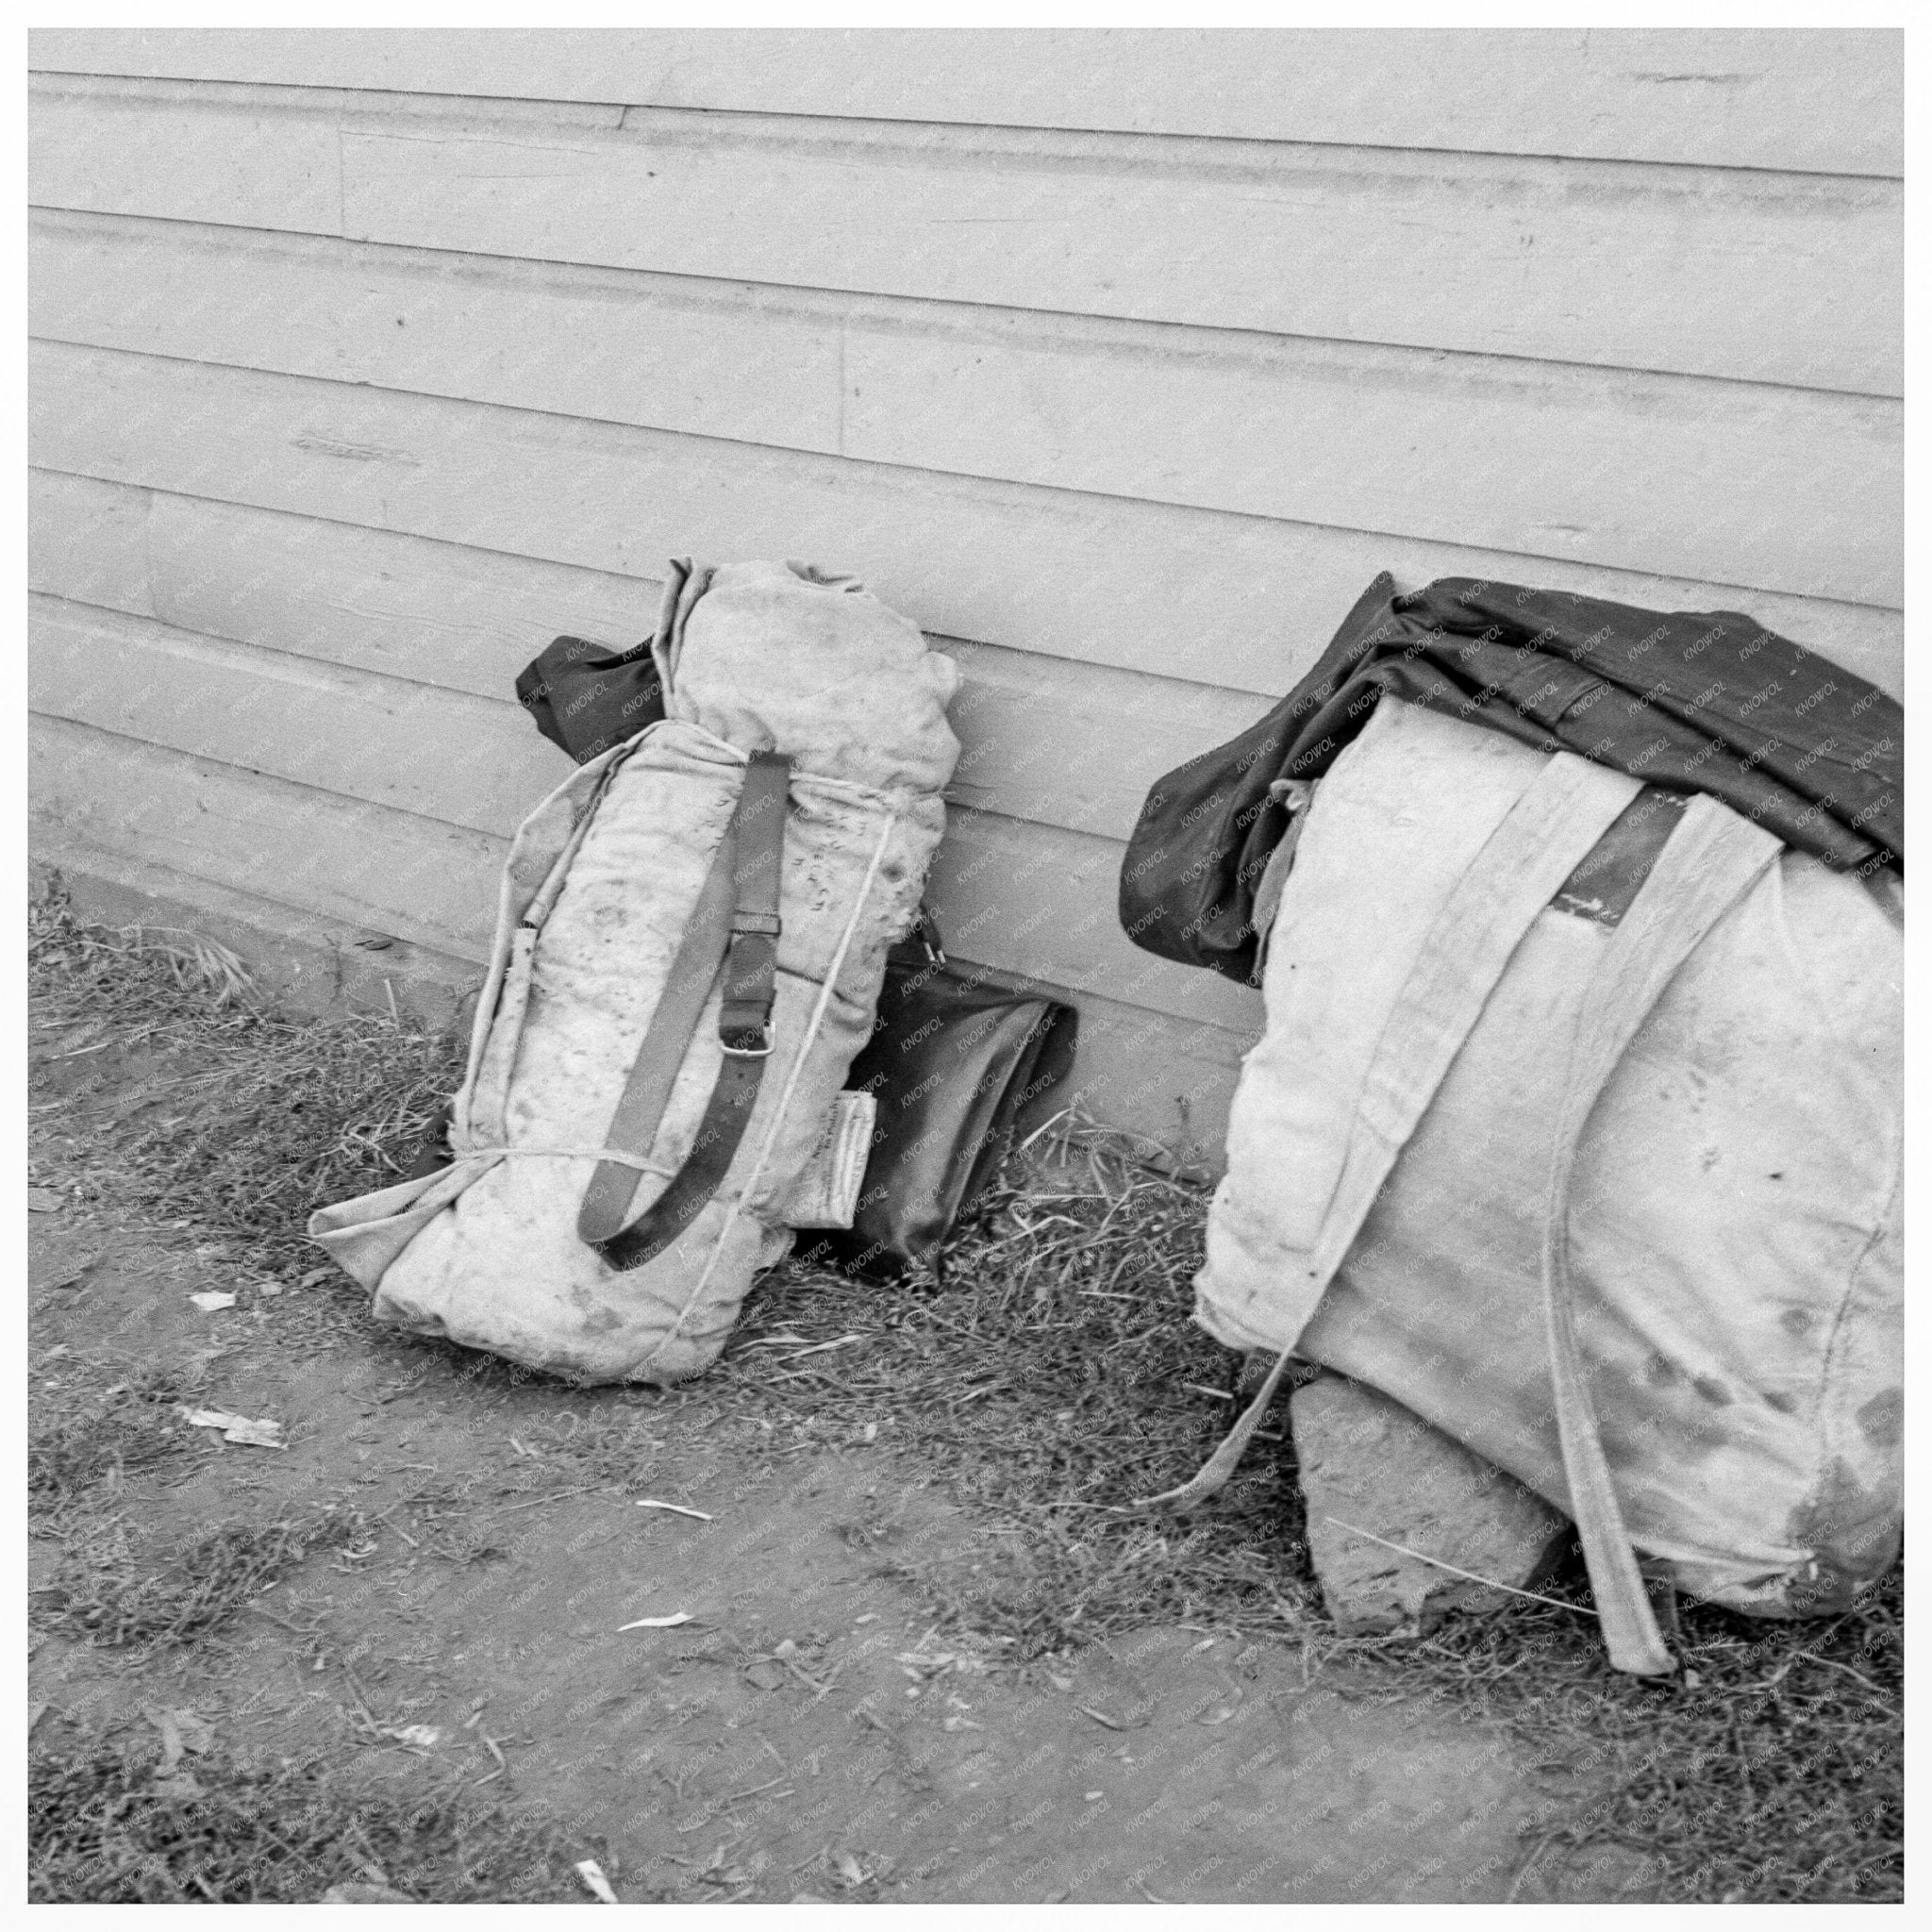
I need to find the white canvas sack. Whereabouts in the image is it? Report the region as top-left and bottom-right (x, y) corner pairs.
(1159, 699), (1902, 1675)
(310, 559), (959, 1383)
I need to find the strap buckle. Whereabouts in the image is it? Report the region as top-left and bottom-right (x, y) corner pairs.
(722, 1024), (774, 1058)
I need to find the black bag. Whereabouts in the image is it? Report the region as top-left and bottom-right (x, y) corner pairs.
(1118, 574), (1905, 988)
(808, 916), (1077, 1280)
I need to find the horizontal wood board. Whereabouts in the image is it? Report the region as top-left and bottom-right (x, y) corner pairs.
(28, 29), (1904, 174)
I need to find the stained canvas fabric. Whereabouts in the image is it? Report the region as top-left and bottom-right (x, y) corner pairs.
(1121, 574), (1904, 986)
(309, 559), (959, 1383)
(1196, 699), (1903, 1622)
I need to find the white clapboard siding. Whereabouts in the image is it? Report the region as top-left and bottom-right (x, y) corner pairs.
(29, 349), (1904, 700)
(29, 594), (562, 841)
(28, 473), (666, 690)
(28, 28), (1904, 175)
(28, 470), (154, 619)
(27, 83), (1902, 392)
(27, 592), (1260, 1040)
(31, 712), (510, 958)
(31, 221), (1903, 608)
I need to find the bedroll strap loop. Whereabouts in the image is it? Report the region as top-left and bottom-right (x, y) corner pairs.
(578, 751), (792, 1270)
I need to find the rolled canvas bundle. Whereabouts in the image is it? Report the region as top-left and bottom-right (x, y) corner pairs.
(310, 559), (960, 1384)
(1169, 699), (1903, 1674)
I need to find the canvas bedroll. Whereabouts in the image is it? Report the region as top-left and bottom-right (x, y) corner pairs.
(1170, 699), (1902, 1675)
(309, 559), (960, 1384)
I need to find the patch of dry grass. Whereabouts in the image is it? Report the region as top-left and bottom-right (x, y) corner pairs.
(33, 1511), (367, 1650)
(29, 1364), (205, 1518)
(30, 882), (468, 1291)
(708, 1127), (1317, 1654)
(1393, 1569), (1905, 1904)
(27, 1724), (604, 1903)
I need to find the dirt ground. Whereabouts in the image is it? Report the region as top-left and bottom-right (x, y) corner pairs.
(25, 1018), (1650, 1906)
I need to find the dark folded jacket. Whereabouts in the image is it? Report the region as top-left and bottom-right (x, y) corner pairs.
(516, 634), (666, 765)
(1121, 575), (1903, 986)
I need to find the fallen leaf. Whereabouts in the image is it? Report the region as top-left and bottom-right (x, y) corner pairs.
(298, 1267), (333, 1288)
(386, 1724), (442, 1749)
(832, 1851), (867, 1889)
(1048, 1673), (1074, 1692)
(321, 1883), (413, 1904)
(30, 1703), (49, 1735)
(26, 1189), (63, 1212)
(1075, 1706), (1124, 1730)
(179, 1407), (286, 1449)
(618, 1612), (692, 1631)
(189, 1291), (237, 1313)
(575, 1859), (618, 1904)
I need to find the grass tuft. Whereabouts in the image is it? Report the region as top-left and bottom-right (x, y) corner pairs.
(35, 1512), (366, 1650)
(27, 1727), (602, 1903)
(30, 883), (468, 1281)
(29, 1365), (203, 1516)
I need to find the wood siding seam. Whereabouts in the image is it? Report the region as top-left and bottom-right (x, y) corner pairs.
(30, 70), (1904, 188)
(25, 29), (1905, 175)
(30, 708), (516, 847)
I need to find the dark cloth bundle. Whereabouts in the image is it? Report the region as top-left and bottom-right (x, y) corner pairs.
(1119, 575), (1904, 986)
(516, 634), (666, 765)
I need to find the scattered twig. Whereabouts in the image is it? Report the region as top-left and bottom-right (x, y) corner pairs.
(486, 1485), (604, 1515)
(1323, 1517), (1597, 1618)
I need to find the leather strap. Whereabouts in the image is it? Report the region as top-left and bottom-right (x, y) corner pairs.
(575, 836), (739, 1241)
(1538, 796), (1780, 1676)
(579, 751), (791, 1270)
